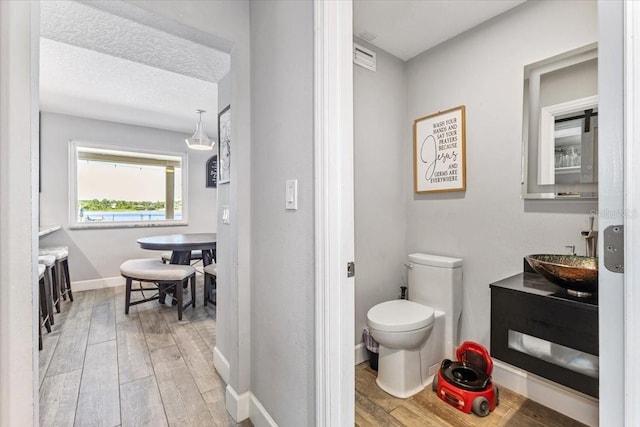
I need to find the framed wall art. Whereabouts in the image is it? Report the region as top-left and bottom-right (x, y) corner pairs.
(413, 105), (466, 193)
(218, 105), (231, 184)
(206, 155), (217, 188)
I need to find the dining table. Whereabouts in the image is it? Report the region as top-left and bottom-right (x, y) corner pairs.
(137, 232), (217, 265)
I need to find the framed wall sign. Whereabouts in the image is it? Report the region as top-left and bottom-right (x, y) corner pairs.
(413, 105), (466, 193)
(218, 105), (231, 184)
(206, 155), (217, 188)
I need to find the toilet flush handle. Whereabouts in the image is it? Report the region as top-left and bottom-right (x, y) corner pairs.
(404, 263), (414, 269)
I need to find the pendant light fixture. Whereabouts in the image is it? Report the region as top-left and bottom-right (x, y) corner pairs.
(185, 109), (214, 150)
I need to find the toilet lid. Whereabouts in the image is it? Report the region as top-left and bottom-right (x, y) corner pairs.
(367, 300), (434, 332)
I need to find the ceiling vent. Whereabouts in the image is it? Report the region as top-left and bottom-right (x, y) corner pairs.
(353, 43), (376, 72)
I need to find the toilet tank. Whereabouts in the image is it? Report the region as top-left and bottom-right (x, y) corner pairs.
(407, 253), (463, 356)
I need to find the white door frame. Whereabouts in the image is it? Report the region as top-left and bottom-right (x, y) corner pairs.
(598, 1), (629, 425)
(314, 1), (355, 426)
(0, 1), (40, 425)
(624, 1), (640, 426)
(314, 1), (640, 426)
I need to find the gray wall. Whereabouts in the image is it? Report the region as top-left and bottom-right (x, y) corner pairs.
(250, 1), (315, 425)
(353, 39), (407, 345)
(404, 0), (598, 346)
(132, 0), (252, 400)
(215, 72), (233, 374)
(39, 112), (216, 281)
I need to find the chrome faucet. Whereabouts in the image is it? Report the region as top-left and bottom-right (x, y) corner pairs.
(581, 215), (598, 257)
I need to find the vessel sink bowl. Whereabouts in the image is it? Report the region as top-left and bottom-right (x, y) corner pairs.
(525, 254), (598, 297)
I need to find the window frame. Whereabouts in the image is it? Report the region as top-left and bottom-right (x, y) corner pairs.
(68, 140), (189, 229)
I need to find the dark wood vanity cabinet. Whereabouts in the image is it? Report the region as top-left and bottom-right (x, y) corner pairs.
(490, 272), (598, 398)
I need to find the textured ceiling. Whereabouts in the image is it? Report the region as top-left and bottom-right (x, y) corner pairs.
(354, 0), (527, 61)
(39, 0), (526, 134)
(40, 38), (219, 136)
(40, 0), (230, 83)
(39, 0), (228, 134)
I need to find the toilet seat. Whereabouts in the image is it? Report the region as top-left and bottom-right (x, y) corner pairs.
(367, 300), (434, 332)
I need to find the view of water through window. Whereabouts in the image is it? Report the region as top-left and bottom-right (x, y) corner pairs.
(74, 145), (184, 224)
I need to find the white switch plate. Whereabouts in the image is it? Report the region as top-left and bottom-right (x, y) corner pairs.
(286, 179), (298, 210)
(222, 205), (230, 224)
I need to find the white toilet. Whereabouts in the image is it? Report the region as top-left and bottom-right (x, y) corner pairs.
(366, 253), (462, 398)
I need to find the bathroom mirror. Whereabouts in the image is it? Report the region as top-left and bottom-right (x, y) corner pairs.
(522, 44), (598, 199)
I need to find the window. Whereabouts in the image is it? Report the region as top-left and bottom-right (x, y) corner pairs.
(69, 142), (188, 228)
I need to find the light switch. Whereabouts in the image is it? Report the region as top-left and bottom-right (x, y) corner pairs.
(286, 179), (298, 210)
(222, 205), (230, 224)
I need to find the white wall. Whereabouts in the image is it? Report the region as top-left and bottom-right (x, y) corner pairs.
(38, 112), (216, 281)
(404, 0), (598, 347)
(250, 2), (315, 425)
(353, 39), (407, 345)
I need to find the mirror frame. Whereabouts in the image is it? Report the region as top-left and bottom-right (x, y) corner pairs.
(522, 43), (598, 199)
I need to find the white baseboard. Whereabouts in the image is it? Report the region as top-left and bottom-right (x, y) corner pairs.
(72, 276), (125, 292)
(226, 384), (250, 422)
(213, 346), (231, 384)
(212, 347), (277, 426)
(249, 393), (278, 427)
(355, 342), (368, 365)
(492, 360), (598, 427)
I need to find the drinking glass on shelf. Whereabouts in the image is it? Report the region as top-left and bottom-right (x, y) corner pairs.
(561, 148), (570, 168)
(555, 148), (563, 168)
(567, 146), (580, 167)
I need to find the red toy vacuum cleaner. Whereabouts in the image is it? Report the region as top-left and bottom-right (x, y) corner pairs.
(432, 341), (499, 417)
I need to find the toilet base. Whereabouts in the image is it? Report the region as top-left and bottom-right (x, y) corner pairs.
(373, 313), (447, 399)
(376, 345), (425, 398)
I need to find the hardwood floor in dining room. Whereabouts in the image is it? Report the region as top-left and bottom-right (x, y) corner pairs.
(355, 363), (587, 427)
(39, 279), (253, 427)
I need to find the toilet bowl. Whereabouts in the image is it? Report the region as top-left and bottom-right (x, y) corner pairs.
(366, 253), (463, 399)
(367, 300), (435, 398)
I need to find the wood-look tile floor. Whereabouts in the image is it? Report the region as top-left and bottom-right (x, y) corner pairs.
(39, 279), (253, 427)
(355, 363), (587, 427)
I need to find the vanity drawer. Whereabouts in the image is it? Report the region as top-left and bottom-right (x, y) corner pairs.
(491, 286), (598, 398)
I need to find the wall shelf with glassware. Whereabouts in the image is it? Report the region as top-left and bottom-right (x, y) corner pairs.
(554, 144), (581, 172)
